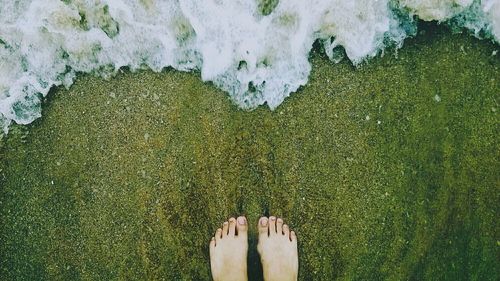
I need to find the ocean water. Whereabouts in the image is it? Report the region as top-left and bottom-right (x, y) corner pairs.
(0, 0), (498, 133)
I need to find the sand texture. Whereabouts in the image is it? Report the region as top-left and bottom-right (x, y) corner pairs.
(1, 24), (499, 280)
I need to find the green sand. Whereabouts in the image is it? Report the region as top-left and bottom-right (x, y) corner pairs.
(1, 25), (499, 280)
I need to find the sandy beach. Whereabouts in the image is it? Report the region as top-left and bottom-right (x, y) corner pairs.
(1, 24), (498, 280)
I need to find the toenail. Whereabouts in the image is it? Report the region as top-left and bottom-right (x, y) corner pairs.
(277, 218), (283, 223)
(261, 218), (268, 226)
(270, 216), (276, 221)
(237, 217), (246, 225)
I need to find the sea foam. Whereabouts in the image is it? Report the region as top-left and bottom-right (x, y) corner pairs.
(0, 0), (498, 133)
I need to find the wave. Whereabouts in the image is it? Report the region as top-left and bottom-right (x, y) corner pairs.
(0, 0), (498, 133)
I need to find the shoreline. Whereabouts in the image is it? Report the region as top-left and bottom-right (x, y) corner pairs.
(1, 26), (499, 280)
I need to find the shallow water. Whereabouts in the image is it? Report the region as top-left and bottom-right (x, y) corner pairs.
(0, 24), (499, 280)
(1, 0), (500, 132)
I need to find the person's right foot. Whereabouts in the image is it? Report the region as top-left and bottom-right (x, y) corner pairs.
(257, 216), (298, 281)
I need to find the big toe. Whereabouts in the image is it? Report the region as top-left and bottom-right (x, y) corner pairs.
(236, 216), (248, 238)
(258, 217), (269, 237)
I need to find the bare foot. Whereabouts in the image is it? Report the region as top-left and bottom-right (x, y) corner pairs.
(257, 216), (298, 281)
(209, 216), (248, 281)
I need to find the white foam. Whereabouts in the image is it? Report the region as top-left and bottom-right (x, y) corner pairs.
(0, 0), (498, 133)
(400, 0), (474, 21)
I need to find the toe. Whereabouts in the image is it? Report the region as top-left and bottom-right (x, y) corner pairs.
(276, 218), (284, 234)
(291, 230), (297, 243)
(228, 217), (236, 237)
(210, 237), (216, 250)
(269, 216), (277, 234)
(236, 216), (248, 238)
(222, 221), (229, 237)
(215, 228), (222, 243)
(258, 217), (269, 236)
(283, 224), (290, 239)
(209, 237), (216, 261)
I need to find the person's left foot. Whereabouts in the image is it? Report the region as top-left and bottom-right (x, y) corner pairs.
(209, 216), (248, 281)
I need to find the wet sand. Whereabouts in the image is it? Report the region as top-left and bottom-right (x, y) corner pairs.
(1, 24), (499, 280)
